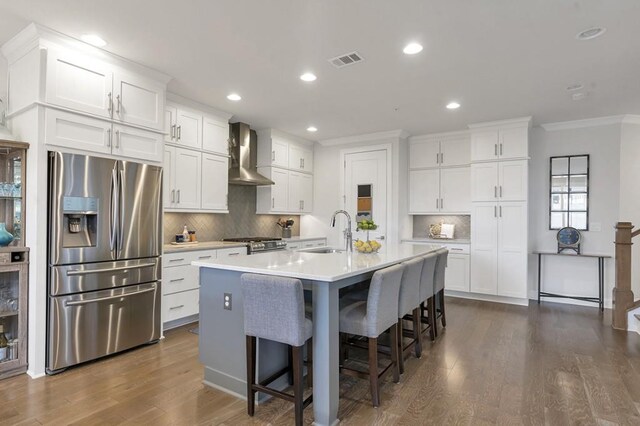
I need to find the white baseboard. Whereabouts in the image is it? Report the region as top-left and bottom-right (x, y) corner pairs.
(27, 370), (46, 379)
(445, 290), (529, 306)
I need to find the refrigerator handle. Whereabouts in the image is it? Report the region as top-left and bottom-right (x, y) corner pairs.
(118, 169), (125, 253)
(109, 168), (118, 254)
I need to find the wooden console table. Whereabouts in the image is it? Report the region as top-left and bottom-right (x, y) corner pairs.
(534, 251), (611, 312)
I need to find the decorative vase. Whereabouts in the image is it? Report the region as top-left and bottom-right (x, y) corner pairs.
(0, 223), (14, 247)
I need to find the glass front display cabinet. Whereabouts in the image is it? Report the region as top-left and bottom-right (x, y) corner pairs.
(0, 140), (29, 379)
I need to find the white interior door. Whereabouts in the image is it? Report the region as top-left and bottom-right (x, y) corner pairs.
(344, 149), (387, 242)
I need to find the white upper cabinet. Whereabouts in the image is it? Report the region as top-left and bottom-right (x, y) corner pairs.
(201, 153), (228, 211)
(409, 169), (440, 214)
(471, 160), (527, 202)
(439, 167), (471, 213)
(300, 172), (313, 213)
(257, 167), (289, 213)
(409, 133), (470, 169)
(469, 117), (531, 162)
(163, 145), (175, 209)
(164, 106), (177, 143)
(113, 72), (164, 130)
(174, 108), (202, 149)
(289, 145), (313, 173)
(45, 108), (112, 155)
(270, 137), (289, 168)
(112, 123), (163, 163)
(202, 115), (229, 155)
(172, 148), (202, 209)
(409, 139), (440, 169)
(45, 47), (113, 119)
(288, 171), (314, 213)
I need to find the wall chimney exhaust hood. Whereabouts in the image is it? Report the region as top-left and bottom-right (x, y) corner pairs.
(228, 122), (274, 186)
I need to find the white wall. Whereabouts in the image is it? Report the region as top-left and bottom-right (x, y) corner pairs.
(528, 124), (621, 307)
(0, 54), (7, 116)
(619, 122), (640, 295)
(301, 135), (411, 247)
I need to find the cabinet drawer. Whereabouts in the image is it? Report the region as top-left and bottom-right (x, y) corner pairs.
(300, 239), (327, 249)
(164, 249), (217, 267)
(163, 265), (199, 295)
(441, 244), (470, 254)
(217, 247), (248, 257)
(163, 289), (199, 322)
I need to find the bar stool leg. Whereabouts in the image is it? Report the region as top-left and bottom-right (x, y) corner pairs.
(428, 296), (437, 340)
(292, 345), (304, 426)
(439, 290), (447, 327)
(287, 346), (294, 385)
(307, 338), (313, 388)
(246, 335), (257, 416)
(368, 337), (380, 407)
(390, 324), (400, 384)
(412, 307), (422, 358)
(397, 319), (405, 374)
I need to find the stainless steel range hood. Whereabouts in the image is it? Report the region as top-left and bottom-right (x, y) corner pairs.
(228, 122), (274, 186)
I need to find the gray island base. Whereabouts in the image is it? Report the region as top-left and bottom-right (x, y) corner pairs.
(195, 243), (442, 426)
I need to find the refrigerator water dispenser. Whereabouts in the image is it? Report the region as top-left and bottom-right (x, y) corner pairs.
(62, 197), (98, 248)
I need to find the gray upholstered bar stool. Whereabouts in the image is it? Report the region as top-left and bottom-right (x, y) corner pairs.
(433, 249), (449, 338)
(241, 273), (312, 426)
(419, 252), (439, 341)
(339, 263), (404, 407)
(396, 256), (424, 374)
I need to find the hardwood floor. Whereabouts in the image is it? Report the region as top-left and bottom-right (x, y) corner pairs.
(2, 298), (640, 425)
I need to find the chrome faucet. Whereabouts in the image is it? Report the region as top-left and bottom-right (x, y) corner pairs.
(330, 210), (353, 252)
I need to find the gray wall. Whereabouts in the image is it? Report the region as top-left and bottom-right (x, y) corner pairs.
(164, 185), (300, 243)
(528, 124), (621, 306)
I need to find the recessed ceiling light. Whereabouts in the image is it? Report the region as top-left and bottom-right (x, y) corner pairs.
(566, 84), (584, 92)
(226, 93), (241, 101)
(446, 101), (461, 110)
(403, 42), (423, 55)
(300, 73), (317, 82)
(80, 34), (107, 47)
(306, 126), (318, 132)
(576, 27), (606, 41)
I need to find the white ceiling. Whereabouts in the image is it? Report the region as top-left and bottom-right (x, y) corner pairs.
(0, 0), (639, 140)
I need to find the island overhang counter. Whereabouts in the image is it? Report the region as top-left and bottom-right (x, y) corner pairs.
(193, 243), (442, 426)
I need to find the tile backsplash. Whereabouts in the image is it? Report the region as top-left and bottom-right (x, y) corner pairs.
(413, 215), (471, 239)
(164, 185), (300, 243)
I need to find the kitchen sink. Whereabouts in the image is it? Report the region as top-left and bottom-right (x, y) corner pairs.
(298, 247), (346, 254)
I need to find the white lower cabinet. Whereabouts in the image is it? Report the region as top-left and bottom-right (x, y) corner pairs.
(163, 247), (247, 329)
(470, 201), (527, 298)
(442, 244), (470, 292)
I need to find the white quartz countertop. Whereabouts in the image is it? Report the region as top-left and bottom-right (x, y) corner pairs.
(164, 241), (248, 254)
(402, 238), (471, 245)
(193, 243), (443, 282)
(283, 236), (328, 242)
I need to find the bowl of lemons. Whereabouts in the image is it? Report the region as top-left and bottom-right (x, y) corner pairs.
(354, 239), (382, 253)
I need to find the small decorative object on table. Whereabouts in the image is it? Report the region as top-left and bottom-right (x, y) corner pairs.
(276, 218), (295, 239)
(557, 226), (582, 254)
(428, 221), (455, 239)
(355, 219), (381, 253)
(0, 223), (14, 247)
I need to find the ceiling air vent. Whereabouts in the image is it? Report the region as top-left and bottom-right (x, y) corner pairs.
(329, 51), (364, 68)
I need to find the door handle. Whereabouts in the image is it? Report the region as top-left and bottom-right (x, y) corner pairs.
(302, 200), (305, 210)
(109, 168), (118, 252)
(66, 262), (156, 276)
(379, 235), (385, 240)
(300, 158), (303, 169)
(116, 94), (121, 115)
(64, 286), (156, 306)
(168, 258), (185, 262)
(118, 169), (124, 252)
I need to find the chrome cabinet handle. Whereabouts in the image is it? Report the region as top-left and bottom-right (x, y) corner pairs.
(494, 206), (497, 217)
(440, 153), (444, 164)
(500, 144), (503, 156)
(171, 124), (176, 140)
(177, 125), (181, 140)
(107, 128), (111, 147)
(436, 198), (439, 209)
(494, 144), (498, 156)
(300, 158), (303, 169)
(436, 153), (439, 164)
(65, 287), (156, 307)
(450, 248), (464, 251)
(272, 150), (275, 162)
(500, 205), (502, 217)
(302, 200), (305, 210)
(171, 189), (175, 203)
(440, 198), (443, 209)
(67, 262), (155, 276)
(272, 198), (275, 208)
(116, 94), (121, 114)
(115, 130), (121, 149)
(169, 304), (185, 310)
(500, 186), (503, 197)
(169, 278), (185, 282)
(168, 258), (185, 262)
(198, 255), (212, 259)
(229, 252), (241, 256)
(494, 186), (497, 198)
(302, 158), (305, 168)
(177, 190), (181, 203)
(107, 92), (113, 115)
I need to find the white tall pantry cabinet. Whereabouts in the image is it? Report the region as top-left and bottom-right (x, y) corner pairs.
(469, 117), (531, 300)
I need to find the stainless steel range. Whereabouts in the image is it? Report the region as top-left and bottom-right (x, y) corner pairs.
(222, 237), (287, 254)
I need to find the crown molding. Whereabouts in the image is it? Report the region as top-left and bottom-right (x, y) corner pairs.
(468, 116), (532, 130)
(541, 114), (640, 131)
(409, 129), (469, 143)
(318, 129), (409, 146)
(167, 92), (233, 121)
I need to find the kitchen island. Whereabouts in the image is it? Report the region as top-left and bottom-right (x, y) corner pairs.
(194, 243), (442, 426)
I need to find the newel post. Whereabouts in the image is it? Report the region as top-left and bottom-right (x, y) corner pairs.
(613, 222), (635, 330)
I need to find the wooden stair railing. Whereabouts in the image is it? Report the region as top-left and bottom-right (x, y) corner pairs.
(613, 222), (640, 330)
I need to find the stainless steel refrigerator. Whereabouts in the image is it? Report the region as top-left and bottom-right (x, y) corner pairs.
(47, 152), (162, 374)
